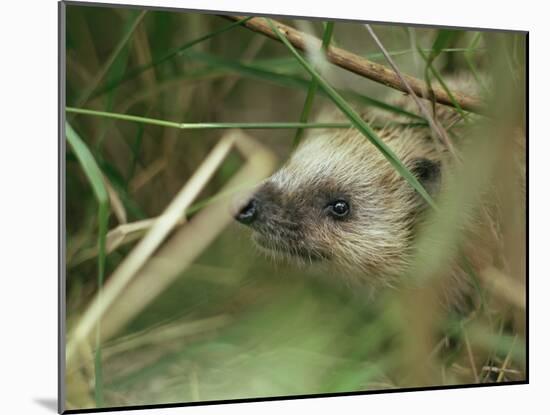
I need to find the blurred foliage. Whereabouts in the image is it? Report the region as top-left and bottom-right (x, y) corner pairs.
(64, 3), (526, 411)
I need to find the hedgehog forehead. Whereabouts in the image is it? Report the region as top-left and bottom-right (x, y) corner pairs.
(271, 132), (381, 192)
(268, 166), (346, 203)
(294, 131), (373, 164)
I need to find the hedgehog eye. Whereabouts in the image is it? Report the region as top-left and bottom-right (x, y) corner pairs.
(326, 199), (350, 219)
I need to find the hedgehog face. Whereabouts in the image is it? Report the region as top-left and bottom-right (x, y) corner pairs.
(235, 177), (357, 263)
(234, 127), (442, 282)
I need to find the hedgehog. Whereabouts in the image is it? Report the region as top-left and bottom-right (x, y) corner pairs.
(233, 84), (524, 308)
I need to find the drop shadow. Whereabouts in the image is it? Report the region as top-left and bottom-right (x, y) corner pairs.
(34, 398), (58, 413)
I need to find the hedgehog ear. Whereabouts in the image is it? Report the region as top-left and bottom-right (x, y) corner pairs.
(411, 158), (441, 196)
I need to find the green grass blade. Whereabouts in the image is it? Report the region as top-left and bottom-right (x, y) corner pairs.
(420, 30), (453, 111)
(465, 33), (490, 95)
(428, 30), (458, 62)
(74, 10), (147, 108)
(91, 17), (253, 99)
(183, 49), (311, 88)
(96, 18), (134, 153)
(66, 123), (109, 204)
(67, 107), (182, 128)
(127, 123), (145, 181)
(182, 49), (425, 121)
(265, 18), (436, 209)
(65, 122), (110, 406)
(417, 46), (468, 120)
(97, 157), (147, 220)
(66, 107), (353, 130)
(346, 92), (424, 122)
(293, 22), (335, 148)
(251, 56), (303, 74)
(416, 29), (469, 120)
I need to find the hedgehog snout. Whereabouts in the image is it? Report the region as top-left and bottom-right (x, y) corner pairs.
(233, 181), (283, 228)
(235, 197), (259, 225)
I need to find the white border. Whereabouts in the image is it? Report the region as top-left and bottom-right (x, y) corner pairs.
(1, 0), (544, 414)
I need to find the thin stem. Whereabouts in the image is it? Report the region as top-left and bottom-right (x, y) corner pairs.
(293, 22), (335, 148)
(417, 46), (468, 121)
(75, 10), (147, 108)
(66, 107), (353, 130)
(365, 24), (459, 160)
(91, 17), (254, 99)
(465, 33), (490, 95)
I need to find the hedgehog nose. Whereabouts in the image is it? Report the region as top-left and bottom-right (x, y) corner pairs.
(235, 198), (258, 225)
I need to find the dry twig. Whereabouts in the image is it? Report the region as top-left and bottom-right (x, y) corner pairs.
(223, 15), (483, 113)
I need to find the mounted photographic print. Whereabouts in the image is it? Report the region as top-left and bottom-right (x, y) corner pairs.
(59, 1), (527, 412)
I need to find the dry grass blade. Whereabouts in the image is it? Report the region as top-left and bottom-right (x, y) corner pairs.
(78, 130), (278, 354)
(132, 25), (156, 88)
(224, 15), (483, 113)
(497, 336), (517, 382)
(104, 219), (160, 253)
(104, 178), (127, 224)
(479, 267), (526, 309)
(129, 158), (167, 193)
(69, 315), (232, 370)
(482, 366), (521, 376)
(104, 315), (231, 356)
(462, 324), (480, 383)
(116, 73), (228, 114)
(75, 10), (147, 108)
(364, 24), (458, 160)
(69, 216), (187, 268)
(70, 182), (270, 268)
(216, 35), (267, 104)
(67, 135), (236, 364)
